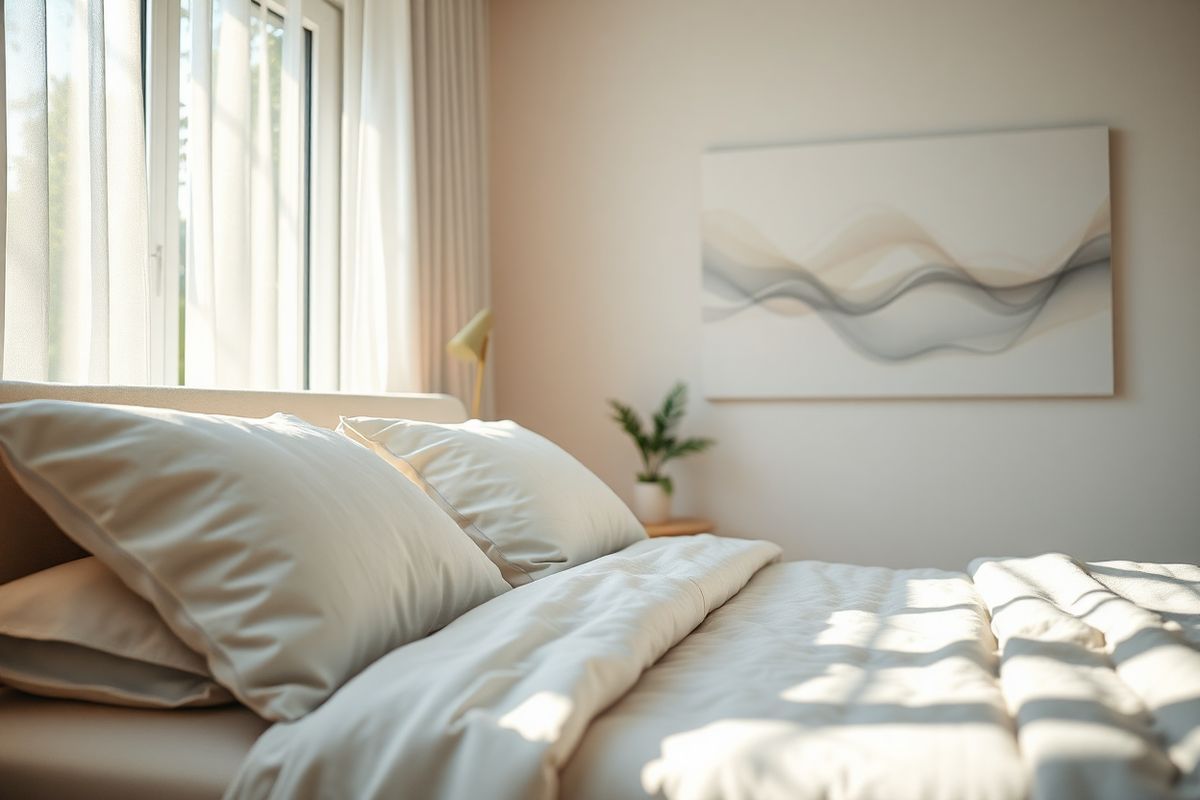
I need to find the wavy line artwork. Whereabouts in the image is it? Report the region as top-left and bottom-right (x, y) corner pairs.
(700, 125), (1108, 398)
(702, 209), (1111, 361)
(700, 127), (1114, 397)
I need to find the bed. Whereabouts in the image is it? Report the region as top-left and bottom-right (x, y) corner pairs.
(0, 381), (1197, 800)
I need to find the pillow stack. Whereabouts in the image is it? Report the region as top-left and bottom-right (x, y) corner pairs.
(0, 557), (232, 708)
(0, 401), (510, 721)
(0, 400), (645, 721)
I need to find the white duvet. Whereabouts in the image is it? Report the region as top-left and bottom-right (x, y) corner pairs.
(563, 560), (1026, 800)
(226, 541), (1200, 800)
(226, 535), (781, 799)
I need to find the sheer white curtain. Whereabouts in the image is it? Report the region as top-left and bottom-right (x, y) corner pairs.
(340, 0), (421, 393)
(340, 0), (490, 403)
(410, 0), (490, 409)
(2, 0), (149, 384)
(2, 0), (488, 395)
(186, 0), (305, 389)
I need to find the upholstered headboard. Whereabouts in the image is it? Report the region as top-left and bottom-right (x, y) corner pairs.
(0, 381), (468, 585)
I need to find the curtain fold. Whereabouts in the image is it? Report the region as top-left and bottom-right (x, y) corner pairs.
(2, 0), (149, 384)
(186, 0), (303, 390)
(2, 0), (49, 381)
(410, 0), (490, 411)
(249, 0), (278, 386)
(339, 0), (421, 394)
(341, 0), (489, 407)
(212, 0), (252, 388)
(277, 0), (304, 389)
(186, 0), (217, 385)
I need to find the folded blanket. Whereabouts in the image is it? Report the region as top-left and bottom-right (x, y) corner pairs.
(971, 554), (1200, 800)
(1088, 560), (1200, 648)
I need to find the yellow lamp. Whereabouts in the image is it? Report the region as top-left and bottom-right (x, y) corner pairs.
(447, 308), (493, 419)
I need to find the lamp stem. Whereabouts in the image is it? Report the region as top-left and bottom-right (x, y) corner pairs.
(471, 336), (489, 419)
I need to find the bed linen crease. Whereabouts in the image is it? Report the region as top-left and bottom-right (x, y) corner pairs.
(224, 545), (1200, 800)
(224, 534), (781, 800)
(563, 560), (1027, 800)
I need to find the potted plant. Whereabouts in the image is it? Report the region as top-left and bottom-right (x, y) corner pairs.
(608, 382), (715, 524)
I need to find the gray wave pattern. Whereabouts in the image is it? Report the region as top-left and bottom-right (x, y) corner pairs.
(703, 234), (1110, 361)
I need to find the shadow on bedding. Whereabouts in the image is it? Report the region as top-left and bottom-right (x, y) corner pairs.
(561, 563), (1027, 800)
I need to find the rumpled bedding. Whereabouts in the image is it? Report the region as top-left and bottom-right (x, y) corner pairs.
(225, 535), (781, 800)
(972, 554), (1200, 800)
(563, 560), (1026, 800)
(225, 545), (1200, 800)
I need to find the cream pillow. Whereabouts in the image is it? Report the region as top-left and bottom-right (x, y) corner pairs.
(0, 400), (510, 721)
(338, 417), (646, 586)
(0, 557), (231, 708)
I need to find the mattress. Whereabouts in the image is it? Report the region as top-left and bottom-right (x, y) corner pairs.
(0, 688), (268, 800)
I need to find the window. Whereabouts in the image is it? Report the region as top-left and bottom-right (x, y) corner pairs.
(2, 0), (344, 387)
(143, 0), (343, 388)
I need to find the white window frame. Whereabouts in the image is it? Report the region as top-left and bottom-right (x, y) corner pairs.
(144, 0), (182, 386)
(305, 0), (342, 391)
(143, 0), (343, 388)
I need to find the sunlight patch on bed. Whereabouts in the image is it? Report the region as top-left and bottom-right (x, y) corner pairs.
(641, 717), (1012, 798)
(903, 576), (967, 606)
(815, 608), (973, 654)
(641, 719), (793, 796)
(497, 691), (574, 743)
(813, 609), (882, 646)
(1021, 717), (1157, 759)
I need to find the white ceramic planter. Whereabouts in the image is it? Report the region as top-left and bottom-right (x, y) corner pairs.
(632, 481), (671, 525)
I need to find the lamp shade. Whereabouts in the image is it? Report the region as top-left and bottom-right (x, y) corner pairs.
(447, 308), (493, 362)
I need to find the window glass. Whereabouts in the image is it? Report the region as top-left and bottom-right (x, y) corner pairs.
(4, 0), (78, 379)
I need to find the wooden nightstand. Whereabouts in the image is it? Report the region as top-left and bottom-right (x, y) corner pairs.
(644, 518), (715, 538)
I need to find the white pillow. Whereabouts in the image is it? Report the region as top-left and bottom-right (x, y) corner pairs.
(0, 400), (510, 721)
(338, 417), (646, 586)
(0, 557), (231, 709)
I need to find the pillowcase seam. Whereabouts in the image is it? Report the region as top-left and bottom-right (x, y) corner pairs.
(339, 420), (534, 585)
(422, 480), (534, 586)
(0, 645), (217, 686)
(0, 664), (226, 707)
(0, 626), (207, 674)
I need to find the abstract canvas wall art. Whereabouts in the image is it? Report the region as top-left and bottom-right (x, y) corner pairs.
(701, 126), (1113, 397)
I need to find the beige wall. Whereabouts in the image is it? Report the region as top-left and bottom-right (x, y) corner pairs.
(489, 0), (1200, 568)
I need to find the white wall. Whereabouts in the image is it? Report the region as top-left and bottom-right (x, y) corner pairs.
(489, 0), (1200, 569)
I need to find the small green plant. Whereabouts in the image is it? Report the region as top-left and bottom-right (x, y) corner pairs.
(607, 381), (714, 496)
